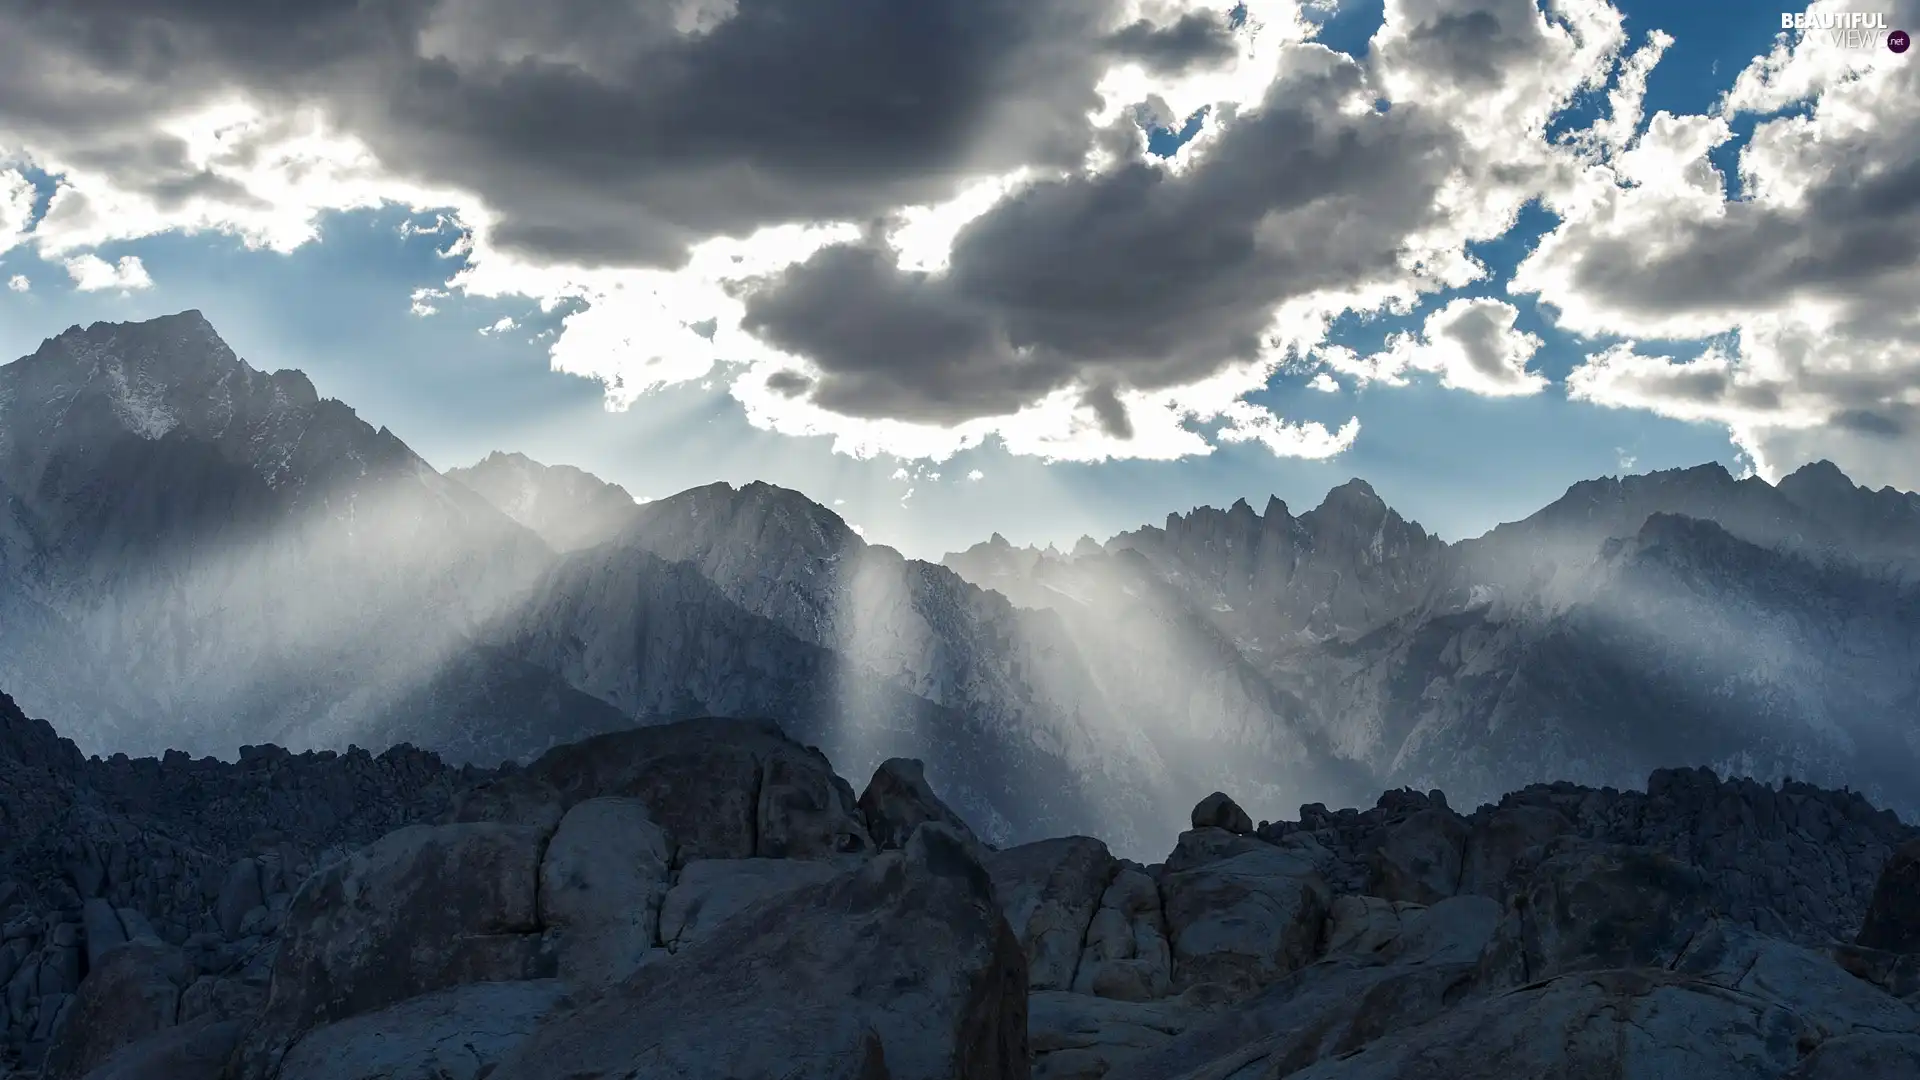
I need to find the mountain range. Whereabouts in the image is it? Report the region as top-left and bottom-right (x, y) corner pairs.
(1, 310), (1916, 857)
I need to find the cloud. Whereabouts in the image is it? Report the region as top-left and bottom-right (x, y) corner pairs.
(0, 0), (1630, 464)
(1516, 0), (1920, 490)
(967, 469), (985, 481)
(1324, 297), (1547, 397)
(5, 274), (27, 292)
(1307, 372), (1339, 392)
(0, 169), (35, 250)
(64, 254), (153, 291)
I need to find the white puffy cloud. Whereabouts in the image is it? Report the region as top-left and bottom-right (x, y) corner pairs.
(1322, 297), (1547, 397)
(5, 274), (27, 293)
(1516, 0), (1920, 490)
(64, 254), (153, 292)
(0, 169), (35, 251)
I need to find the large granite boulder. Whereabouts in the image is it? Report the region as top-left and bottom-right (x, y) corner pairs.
(984, 837), (1116, 992)
(860, 758), (979, 852)
(44, 943), (191, 1080)
(1072, 864), (1174, 1002)
(536, 797), (671, 988)
(1161, 846), (1330, 1000)
(230, 822), (553, 1080)
(1478, 842), (1715, 988)
(1189, 793), (1253, 836)
(658, 857), (856, 952)
(487, 824), (1028, 1080)
(1105, 896), (1501, 1080)
(451, 718), (871, 865)
(1858, 838), (1920, 954)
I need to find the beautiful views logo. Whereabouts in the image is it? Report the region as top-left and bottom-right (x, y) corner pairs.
(1780, 11), (1911, 51)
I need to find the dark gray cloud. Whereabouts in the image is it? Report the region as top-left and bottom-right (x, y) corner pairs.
(0, 0), (1169, 266)
(1109, 11), (1239, 74)
(739, 52), (1459, 428)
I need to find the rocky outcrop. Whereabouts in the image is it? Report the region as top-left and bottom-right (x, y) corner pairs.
(861, 758), (982, 852)
(489, 824), (1027, 1080)
(3, 691), (1920, 1079)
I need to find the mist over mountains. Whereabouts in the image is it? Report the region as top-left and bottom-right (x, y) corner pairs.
(1, 311), (1916, 857)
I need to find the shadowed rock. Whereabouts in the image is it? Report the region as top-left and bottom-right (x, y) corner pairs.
(487, 823), (1028, 1080)
(1190, 793), (1253, 836)
(860, 757), (980, 852)
(1858, 838), (1920, 954)
(229, 823), (554, 1080)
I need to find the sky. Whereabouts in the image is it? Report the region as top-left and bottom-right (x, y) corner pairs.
(0, 0), (1915, 560)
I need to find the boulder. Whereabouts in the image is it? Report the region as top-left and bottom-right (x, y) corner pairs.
(230, 822), (553, 1080)
(1324, 896), (1425, 957)
(1073, 865), (1174, 1002)
(1104, 897), (1500, 1080)
(43, 943), (191, 1080)
(273, 980), (571, 1080)
(1478, 842), (1715, 988)
(1277, 969), (1818, 1080)
(758, 751), (875, 860)
(1368, 808), (1468, 905)
(1457, 805), (1571, 896)
(487, 824), (1027, 1080)
(658, 857), (855, 951)
(1161, 846), (1330, 1000)
(458, 718), (870, 865)
(1162, 828), (1270, 874)
(1027, 992), (1203, 1080)
(73, 1019), (245, 1080)
(984, 837), (1116, 991)
(859, 758), (976, 852)
(1858, 838), (1920, 954)
(536, 797), (671, 988)
(1189, 793), (1253, 836)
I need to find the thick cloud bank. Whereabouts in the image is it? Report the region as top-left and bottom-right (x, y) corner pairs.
(0, 0), (1914, 481)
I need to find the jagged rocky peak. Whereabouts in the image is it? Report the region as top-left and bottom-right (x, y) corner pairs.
(447, 450), (644, 552)
(632, 478), (861, 563)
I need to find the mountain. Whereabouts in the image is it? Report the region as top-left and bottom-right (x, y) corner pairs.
(1, 693), (1916, 1077)
(445, 450), (644, 552)
(0, 312), (559, 756)
(4, 309), (1918, 861)
(941, 462), (1920, 823)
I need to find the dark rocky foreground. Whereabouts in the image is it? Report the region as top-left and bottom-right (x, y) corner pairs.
(2, 691), (1919, 1079)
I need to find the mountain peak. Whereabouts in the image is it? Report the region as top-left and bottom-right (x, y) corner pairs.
(1778, 459), (1855, 494)
(1315, 477), (1385, 515)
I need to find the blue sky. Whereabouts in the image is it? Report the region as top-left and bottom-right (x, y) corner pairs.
(1, 0), (1913, 558)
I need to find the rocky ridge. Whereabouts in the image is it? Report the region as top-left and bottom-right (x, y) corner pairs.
(2, 690), (1918, 1079)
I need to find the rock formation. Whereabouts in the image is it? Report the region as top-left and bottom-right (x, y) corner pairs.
(1, 688), (1917, 1079)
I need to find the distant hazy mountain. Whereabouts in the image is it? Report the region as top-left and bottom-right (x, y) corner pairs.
(2, 310), (1916, 857)
(0, 311), (556, 755)
(943, 461), (1920, 824)
(446, 450), (644, 552)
